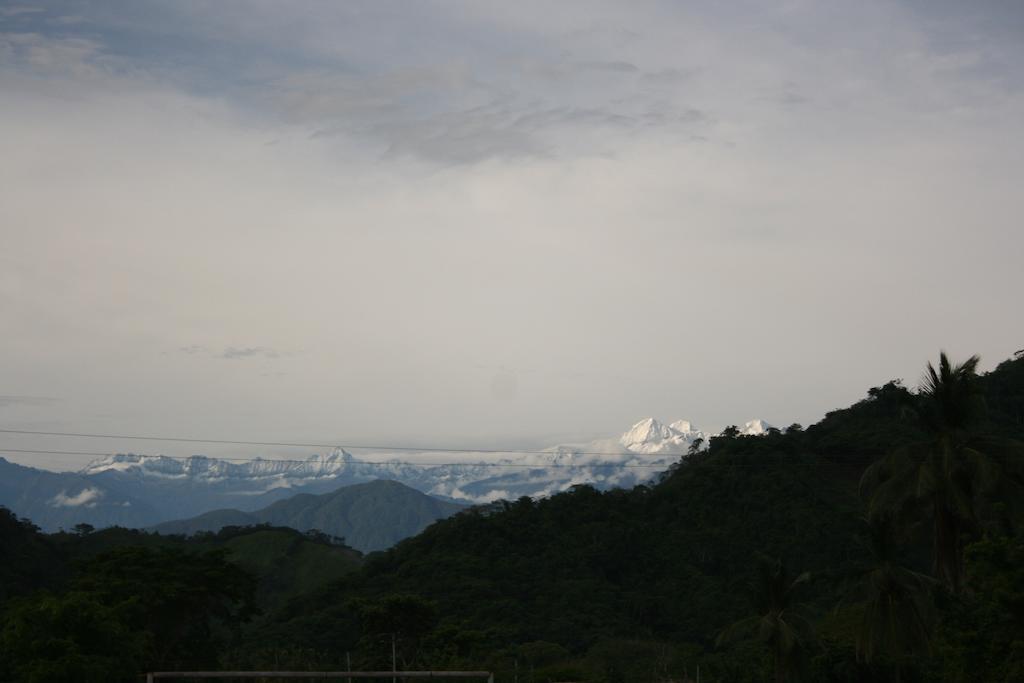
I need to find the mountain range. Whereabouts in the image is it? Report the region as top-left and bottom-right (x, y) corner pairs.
(0, 417), (771, 535)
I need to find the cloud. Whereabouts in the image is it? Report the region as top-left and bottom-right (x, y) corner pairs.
(311, 95), (708, 163)
(0, 32), (107, 78)
(243, 33), (710, 164)
(0, 395), (59, 408)
(175, 346), (285, 360)
(775, 90), (808, 106)
(2, 10), (714, 166)
(178, 345), (207, 355)
(221, 347), (280, 360)
(0, 6), (46, 19)
(50, 487), (103, 507)
(641, 67), (697, 85)
(576, 60), (640, 73)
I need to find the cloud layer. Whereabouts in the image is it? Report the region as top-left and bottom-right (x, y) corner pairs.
(1, 1), (1023, 469)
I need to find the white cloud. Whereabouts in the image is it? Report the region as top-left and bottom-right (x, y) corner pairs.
(50, 488), (104, 508)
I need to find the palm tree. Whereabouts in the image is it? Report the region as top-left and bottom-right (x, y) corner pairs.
(861, 352), (1024, 593)
(717, 556), (816, 683)
(843, 514), (934, 681)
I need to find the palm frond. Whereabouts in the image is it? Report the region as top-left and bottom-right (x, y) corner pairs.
(921, 352), (982, 432)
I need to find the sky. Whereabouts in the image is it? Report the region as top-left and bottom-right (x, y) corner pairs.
(2, 1), (1023, 471)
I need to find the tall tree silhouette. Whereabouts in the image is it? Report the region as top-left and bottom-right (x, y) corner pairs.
(861, 352), (1024, 593)
(716, 556), (816, 683)
(843, 514), (934, 681)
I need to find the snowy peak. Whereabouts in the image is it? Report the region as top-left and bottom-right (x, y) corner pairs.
(620, 418), (677, 449)
(740, 419), (774, 436)
(619, 418), (710, 455)
(615, 416), (776, 455)
(669, 420), (694, 433)
(80, 453), (189, 477)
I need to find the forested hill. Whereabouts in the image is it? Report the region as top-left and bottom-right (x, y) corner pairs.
(2, 352), (1023, 682)
(250, 352), (1024, 682)
(253, 436), (867, 680)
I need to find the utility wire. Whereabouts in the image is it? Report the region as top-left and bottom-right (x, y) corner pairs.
(0, 447), (673, 468)
(0, 428), (877, 468)
(0, 427), (677, 458)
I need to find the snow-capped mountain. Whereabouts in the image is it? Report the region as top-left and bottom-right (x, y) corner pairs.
(80, 451), (357, 484)
(739, 419), (774, 436)
(618, 417), (713, 454)
(77, 416), (774, 507)
(2, 416), (776, 531)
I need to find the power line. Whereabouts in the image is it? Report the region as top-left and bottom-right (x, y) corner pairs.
(0, 430), (618, 456)
(0, 428), (375, 451)
(2, 448), (114, 458)
(0, 447), (672, 469)
(0, 428), (879, 469)
(0, 427), (676, 458)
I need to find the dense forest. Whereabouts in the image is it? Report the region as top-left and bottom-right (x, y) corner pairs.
(2, 351), (1023, 682)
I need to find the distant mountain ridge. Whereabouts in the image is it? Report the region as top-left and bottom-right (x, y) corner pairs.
(77, 416), (771, 501)
(0, 457), (158, 531)
(153, 479), (464, 552)
(1, 417), (772, 532)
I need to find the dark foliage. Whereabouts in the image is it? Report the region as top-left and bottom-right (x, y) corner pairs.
(2, 351), (1024, 681)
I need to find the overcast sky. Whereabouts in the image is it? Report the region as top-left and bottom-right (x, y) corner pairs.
(2, 1), (1023, 470)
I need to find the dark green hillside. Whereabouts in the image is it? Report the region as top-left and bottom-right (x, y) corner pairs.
(977, 350), (1024, 436)
(0, 521), (362, 614)
(0, 520), (363, 681)
(53, 524), (362, 611)
(154, 479), (465, 552)
(254, 448), (863, 677)
(802, 379), (924, 462)
(211, 527), (362, 609)
(0, 509), (63, 601)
